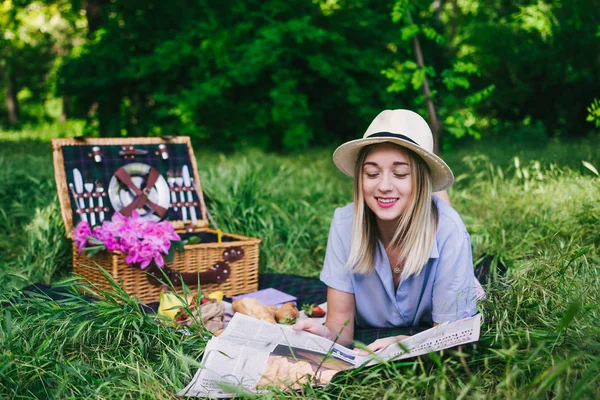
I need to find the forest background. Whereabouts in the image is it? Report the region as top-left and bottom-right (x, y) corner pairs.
(2, 0), (599, 149)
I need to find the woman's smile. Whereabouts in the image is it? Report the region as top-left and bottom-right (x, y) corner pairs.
(376, 197), (399, 208)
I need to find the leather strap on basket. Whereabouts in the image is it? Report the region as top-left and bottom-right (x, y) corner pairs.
(145, 246), (244, 287)
(114, 166), (168, 218)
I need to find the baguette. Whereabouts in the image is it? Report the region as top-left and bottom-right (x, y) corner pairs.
(232, 298), (276, 323)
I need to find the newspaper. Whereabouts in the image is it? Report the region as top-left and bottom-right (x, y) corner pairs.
(178, 313), (482, 398)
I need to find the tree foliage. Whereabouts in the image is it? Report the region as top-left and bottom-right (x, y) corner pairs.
(1, 0), (599, 148)
(58, 0), (401, 149)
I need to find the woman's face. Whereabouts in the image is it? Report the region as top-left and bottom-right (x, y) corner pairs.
(361, 143), (413, 224)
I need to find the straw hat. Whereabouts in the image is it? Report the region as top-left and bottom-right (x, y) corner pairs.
(332, 109), (454, 192)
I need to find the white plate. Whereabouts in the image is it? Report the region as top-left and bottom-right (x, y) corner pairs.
(108, 163), (170, 221)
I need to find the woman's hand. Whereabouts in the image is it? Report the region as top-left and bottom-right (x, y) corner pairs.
(354, 335), (409, 356)
(292, 319), (333, 341)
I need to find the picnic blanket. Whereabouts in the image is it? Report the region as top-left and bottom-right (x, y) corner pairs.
(19, 274), (428, 344)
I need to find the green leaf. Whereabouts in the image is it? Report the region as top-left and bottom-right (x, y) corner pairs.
(401, 25), (419, 41)
(166, 244), (176, 263)
(391, 0), (408, 23)
(86, 236), (105, 246)
(582, 161), (599, 176)
(465, 84), (496, 106)
(187, 236), (202, 245)
(403, 60), (418, 70)
(556, 298), (581, 332)
(428, 350), (442, 367)
(446, 125), (467, 139)
(411, 69), (425, 90)
(453, 61), (480, 75)
(421, 26), (445, 44)
(442, 75), (456, 91)
(453, 76), (470, 89)
(82, 245), (106, 257)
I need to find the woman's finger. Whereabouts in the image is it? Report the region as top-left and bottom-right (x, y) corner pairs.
(291, 319), (314, 331)
(292, 319), (329, 338)
(354, 339), (385, 356)
(354, 336), (402, 356)
(367, 339), (388, 352)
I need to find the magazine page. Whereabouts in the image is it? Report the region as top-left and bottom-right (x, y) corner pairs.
(178, 313), (358, 398)
(356, 314), (482, 367)
(178, 337), (270, 398)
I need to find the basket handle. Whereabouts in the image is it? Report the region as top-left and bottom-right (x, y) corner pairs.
(145, 261), (231, 287)
(145, 246), (244, 287)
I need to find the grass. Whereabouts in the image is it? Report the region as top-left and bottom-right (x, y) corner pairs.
(0, 127), (598, 398)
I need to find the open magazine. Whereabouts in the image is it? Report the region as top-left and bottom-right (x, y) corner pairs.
(178, 313), (482, 398)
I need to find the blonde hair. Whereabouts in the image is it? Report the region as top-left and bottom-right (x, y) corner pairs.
(346, 144), (439, 277)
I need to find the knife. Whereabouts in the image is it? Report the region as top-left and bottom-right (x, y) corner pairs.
(182, 165), (198, 226)
(73, 168), (88, 222)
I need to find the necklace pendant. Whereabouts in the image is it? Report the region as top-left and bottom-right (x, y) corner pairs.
(393, 267), (401, 275)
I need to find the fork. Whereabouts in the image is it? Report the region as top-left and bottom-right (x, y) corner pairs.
(84, 180), (96, 226)
(167, 169), (178, 212)
(174, 169), (188, 224)
(95, 180), (105, 222)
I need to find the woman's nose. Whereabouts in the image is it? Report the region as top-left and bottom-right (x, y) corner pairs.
(378, 172), (393, 192)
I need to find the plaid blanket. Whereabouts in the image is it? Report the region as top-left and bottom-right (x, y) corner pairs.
(21, 274), (430, 344)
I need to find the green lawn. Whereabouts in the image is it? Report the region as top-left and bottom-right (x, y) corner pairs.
(0, 128), (598, 398)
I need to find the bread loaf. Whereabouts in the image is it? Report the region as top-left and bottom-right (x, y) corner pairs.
(232, 298), (276, 323)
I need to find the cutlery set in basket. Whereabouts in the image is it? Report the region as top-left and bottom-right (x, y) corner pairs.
(52, 137), (260, 303)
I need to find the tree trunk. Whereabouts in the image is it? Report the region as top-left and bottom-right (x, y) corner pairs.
(61, 96), (70, 123)
(85, 0), (109, 132)
(449, 0), (459, 40)
(407, 11), (441, 155)
(85, 0), (108, 35)
(6, 66), (19, 126)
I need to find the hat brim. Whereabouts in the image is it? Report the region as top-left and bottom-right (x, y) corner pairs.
(332, 137), (454, 192)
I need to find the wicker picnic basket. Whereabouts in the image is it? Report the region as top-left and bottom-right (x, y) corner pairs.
(52, 136), (260, 303)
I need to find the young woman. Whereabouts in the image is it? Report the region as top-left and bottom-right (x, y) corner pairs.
(293, 109), (482, 354)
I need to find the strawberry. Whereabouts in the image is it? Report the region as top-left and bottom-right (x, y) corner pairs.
(302, 304), (326, 318)
(278, 314), (297, 325)
(175, 308), (188, 322)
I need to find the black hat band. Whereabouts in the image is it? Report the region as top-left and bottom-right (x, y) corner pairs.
(367, 132), (420, 147)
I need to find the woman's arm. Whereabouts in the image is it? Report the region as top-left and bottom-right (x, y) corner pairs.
(323, 287), (355, 346)
(293, 287), (355, 346)
(432, 229), (477, 324)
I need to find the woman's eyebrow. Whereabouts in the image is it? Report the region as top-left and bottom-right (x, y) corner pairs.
(363, 161), (409, 167)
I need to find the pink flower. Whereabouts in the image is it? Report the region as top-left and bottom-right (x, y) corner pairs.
(75, 211), (181, 269)
(93, 224), (125, 252)
(148, 220), (181, 241)
(104, 212), (130, 236)
(73, 221), (92, 253)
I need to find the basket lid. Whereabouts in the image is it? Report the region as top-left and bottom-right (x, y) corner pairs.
(52, 136), (208, 238)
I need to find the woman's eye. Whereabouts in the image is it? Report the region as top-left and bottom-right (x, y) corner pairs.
(365, 173), (379, 178)
(394, 173), (409, 178)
